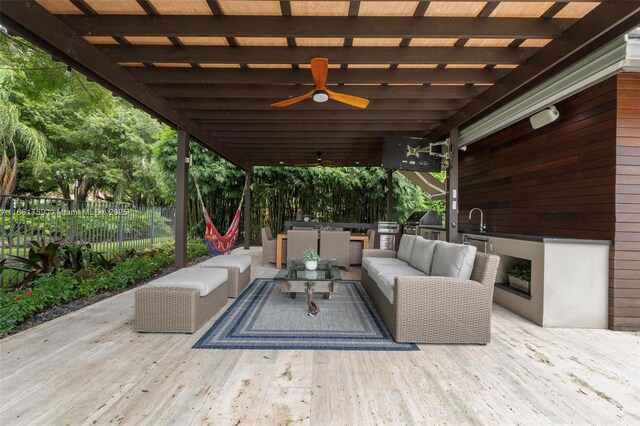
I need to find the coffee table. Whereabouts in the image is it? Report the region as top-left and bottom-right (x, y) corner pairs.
(273, 259), (341, 316)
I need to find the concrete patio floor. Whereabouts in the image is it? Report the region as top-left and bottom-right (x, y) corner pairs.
(1, 247), (639, 425)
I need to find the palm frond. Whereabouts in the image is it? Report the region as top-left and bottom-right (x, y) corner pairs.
(16, 123), (48, 175)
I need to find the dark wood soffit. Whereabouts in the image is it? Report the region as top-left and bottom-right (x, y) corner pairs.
(0, 0), (248, 169)
(173, 98), (466, 111)
(148, 84), (487, 99)
(427, 1), (640, 141)
(129, 68), (510, 84)
(61, 15), (574, 39)
(101, 46), (535, 65)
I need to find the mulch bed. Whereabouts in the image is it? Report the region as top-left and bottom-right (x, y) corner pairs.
(4, 254), (211, 338)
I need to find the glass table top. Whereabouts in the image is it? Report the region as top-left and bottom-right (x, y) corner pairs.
(273, 259), (340, 281)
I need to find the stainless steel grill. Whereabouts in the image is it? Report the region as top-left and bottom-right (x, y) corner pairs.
(376, 221), (400, 250)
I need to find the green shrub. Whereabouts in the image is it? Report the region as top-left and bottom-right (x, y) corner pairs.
(187, 238), (210, 259)
(0, 242), (187, 336)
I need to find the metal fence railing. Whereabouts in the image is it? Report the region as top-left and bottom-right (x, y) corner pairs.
(1, 195), (175, 287)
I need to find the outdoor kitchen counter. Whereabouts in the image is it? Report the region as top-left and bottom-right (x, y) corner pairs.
(461, 231), (611, 329)
(459, 229), (612, 245)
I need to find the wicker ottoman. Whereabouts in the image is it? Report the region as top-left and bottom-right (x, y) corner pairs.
(197, 254), (252, 297)
(134, 267), (228, 333)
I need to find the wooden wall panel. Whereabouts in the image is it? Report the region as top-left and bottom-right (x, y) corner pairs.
(458, 77), (617, 239)
(458, 74), (640, 331)
(612, 73), (640, 331)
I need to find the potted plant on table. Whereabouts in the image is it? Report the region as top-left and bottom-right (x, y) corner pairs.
(507, 263), (531, 292)
(303, 248), (320, 271)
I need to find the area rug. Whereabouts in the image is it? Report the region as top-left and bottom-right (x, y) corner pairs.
(193, 279), (418, 351)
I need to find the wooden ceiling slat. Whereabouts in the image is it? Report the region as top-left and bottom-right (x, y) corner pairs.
(83, 0), (146, 15)
(147, 0), (213, 15)
(83, 35), (119, 44)
(101, 45), (533, 64)
(60, 16), (575, 39)
(150, 83), (485, 99)
(358, 1), (419, 16)
(178, 37), (228, 45)
(124, 36), (173, 45)
(554, 2), (600, 19)
(129, 67), (509, 84)
(489, 2), (556, 18)
(36, 0), (82, 14)
(424, 1), (488, 17)
(295, 38), (345, 46)
(290, 1), (350, 16)
(217, 0), (281, 16)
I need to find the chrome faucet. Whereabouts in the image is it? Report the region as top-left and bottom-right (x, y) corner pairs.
(469, 208), (486, 233)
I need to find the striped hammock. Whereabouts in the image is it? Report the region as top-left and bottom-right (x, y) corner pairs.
(193, 173), (246, 256)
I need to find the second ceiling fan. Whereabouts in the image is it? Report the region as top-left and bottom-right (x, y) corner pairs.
(271, 58), (370, 109)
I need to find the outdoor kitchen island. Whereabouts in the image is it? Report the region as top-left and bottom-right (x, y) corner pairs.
(460, 231), (611, 329)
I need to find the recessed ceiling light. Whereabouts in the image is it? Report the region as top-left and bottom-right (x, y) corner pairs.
(355, 161), (360, 165)
(279, 161), (284, 164)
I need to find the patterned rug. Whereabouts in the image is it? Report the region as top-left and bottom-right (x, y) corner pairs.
(193, 279), (418, 351)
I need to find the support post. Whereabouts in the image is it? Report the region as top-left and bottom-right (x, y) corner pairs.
(244, 169), (253, 250)
(386, 169), (394, 221)
(175, 129), (190, 268)
(446, 128), (459, 243)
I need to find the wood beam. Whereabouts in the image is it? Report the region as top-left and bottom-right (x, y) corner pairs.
(102, 45), (533, 65)
(446, 128), (459, 243)
(244, 170), (252, 250)
(387, 169), (394, 221)
(151, 84), (486, 99)
(188, 110), (448, 121)
(61, 15), (574, 39)
(174, 98), (465, 111)
(175, 129), (190, 268)
(203, 131), (419, 139)
(198, 122), (436, 132)
(428, 1), (640, 140)
(129, 68), (508, 85)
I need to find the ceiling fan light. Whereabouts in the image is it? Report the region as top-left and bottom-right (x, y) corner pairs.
(312, 91), (329, 103)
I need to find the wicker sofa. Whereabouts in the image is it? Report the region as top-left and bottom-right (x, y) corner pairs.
(362, 235), (500, 344)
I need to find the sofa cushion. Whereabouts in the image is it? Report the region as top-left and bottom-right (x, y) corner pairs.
(397, 234), (417, 263)
(431, 241), (477, 280)
(147, 267), (228, 296)
(369, 264), (426, 304)
(198, 254), (252, 273)
(408, 237), (437, 274)
(362, 256), (407, 272)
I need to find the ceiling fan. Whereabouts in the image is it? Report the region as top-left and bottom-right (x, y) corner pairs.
(271, 58), (370, 109)
(295, 151), (336, 168)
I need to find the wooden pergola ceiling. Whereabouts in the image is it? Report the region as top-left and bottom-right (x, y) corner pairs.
(2, 1), (640, 169)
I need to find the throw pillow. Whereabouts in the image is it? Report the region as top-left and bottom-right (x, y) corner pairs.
(431, 241), (477, 279)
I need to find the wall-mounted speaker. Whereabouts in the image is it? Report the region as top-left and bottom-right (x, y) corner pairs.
(530, 106), (560, 129)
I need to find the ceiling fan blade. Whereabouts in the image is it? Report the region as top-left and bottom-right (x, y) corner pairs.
(271, 90), (314, 107)
(326, 90), (370, 109)
(310, 58), (329, 89)
(294, 162), (320, 167)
